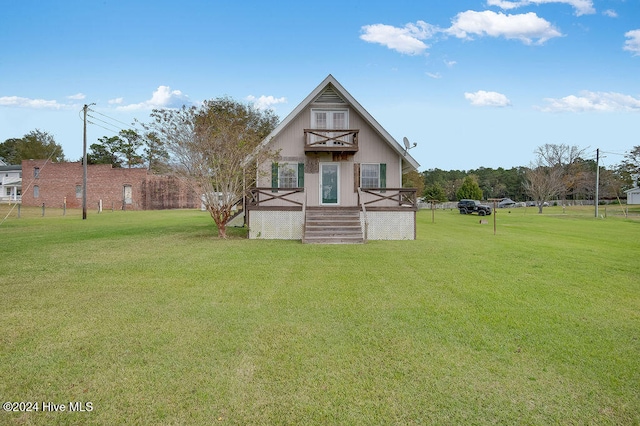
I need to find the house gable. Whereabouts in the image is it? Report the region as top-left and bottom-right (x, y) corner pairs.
(255, 75), (420, 173)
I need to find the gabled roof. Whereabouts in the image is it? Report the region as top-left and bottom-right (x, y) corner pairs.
(256, 74), (420, 172)
(624, 187), (640, 194)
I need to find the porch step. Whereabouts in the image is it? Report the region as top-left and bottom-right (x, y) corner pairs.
(303, 207), (364, 244)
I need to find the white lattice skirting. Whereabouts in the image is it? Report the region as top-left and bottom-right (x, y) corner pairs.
(248, 210), (304, 239)
(362, 211), (415, 240)
(248, 210), (415, 240)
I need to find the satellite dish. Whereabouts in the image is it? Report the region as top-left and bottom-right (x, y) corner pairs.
(402, 137), (417, 155)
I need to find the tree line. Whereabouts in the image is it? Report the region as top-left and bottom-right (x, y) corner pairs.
(413, 144), (638, 210)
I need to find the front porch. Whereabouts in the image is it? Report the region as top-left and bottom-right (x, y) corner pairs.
(245, 187), (417, 242)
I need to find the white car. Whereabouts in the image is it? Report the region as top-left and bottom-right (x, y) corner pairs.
(498, 198), (516, 208)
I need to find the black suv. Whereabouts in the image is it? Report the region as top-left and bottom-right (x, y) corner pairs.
(457, 199), (492, 216)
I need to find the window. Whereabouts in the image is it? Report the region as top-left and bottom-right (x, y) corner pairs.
(360, 163), (386, 189)
(278, 163), (298, 188)
(361, 164), (379, 188)
(311, 109), (349, 145)
(34, 185), (39, 198)
(123, 185), (132, 204)
(76, 185), (82, 199)
(34, 167), (40, 179)
(272, 162), (304, 189)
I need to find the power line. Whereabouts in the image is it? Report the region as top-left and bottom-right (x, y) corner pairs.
(87, 114), (124, 133)
(86, 120), (121, 135)
(88, 108), (135, 128)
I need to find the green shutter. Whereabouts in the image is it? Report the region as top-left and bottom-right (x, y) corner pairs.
(271, 162), (278, 192)
(297, 162), (304, 188)
(380, 163), (386, 190)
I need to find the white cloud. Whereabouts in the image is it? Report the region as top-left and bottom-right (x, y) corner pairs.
(624, 29), (640, 56)
(539, 91), (640, 112)
(603, 9), (617, 18)
(426, 72), (442, 79)
(108, 97), (124, 105)
(360, 21), (438, 55)
(487, 0), (595, 16)
(448, 10), (562, 45)
(246, 95), (287, 110)
(67, 93), (86, 100)
(117, 86), (192, 111)
(0, 96), (67, 110)
(464, 90), (512, 107)
(444, 60), (457, 67)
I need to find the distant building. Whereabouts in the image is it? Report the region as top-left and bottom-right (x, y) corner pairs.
(21, 160), (199, 210)
(0, 160), (22, 203)
(625, 187), (640, 205)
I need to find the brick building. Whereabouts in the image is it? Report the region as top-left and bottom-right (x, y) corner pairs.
(21, 160), (199, 210)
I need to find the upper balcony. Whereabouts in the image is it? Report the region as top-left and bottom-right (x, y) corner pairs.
(303, 129), (359, 153)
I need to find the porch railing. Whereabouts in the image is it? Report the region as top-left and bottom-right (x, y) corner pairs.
(303, 129), (359, 152)
(246, 187), (305, 209)
(357, 188), (418, 210)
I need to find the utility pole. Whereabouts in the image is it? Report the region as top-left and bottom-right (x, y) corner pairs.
(82, 104), (88, 220)
(595, 148), (600, 218)
(82, 103), (95, 220)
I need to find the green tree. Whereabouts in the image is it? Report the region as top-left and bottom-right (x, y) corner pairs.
(402, 170), (425, 198)
(145, 97), (279, 238)
(456, 175), (483, 200)
(0, 130), (64, 163)
(143, 131), (170, 174)
(423, 182), (448, 202)
(118, 129), (144, 169)
(88, 135), (123, 166)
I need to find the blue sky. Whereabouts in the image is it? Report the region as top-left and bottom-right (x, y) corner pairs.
(1, 0), (638, 171)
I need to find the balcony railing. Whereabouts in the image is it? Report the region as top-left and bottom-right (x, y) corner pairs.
(304, 129), (359, 153)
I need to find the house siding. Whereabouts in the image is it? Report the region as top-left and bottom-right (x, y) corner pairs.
(260, 104), (401, 208)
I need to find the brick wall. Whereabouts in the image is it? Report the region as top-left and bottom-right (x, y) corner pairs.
(21, 160), (199, 210)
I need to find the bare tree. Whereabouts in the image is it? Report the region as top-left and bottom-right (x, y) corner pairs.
(145, 98), (278, 238)
(523, 165), (566, 213)
(533, 143), (588, 201)
(534, 144), (587, 168)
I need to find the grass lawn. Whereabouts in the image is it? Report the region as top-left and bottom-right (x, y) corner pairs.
(1, 205), (638, 424)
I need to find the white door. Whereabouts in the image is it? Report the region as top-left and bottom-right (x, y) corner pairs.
(320, 163), (339, 205)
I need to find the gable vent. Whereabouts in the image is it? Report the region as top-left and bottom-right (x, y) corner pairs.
(315, 85), (346, 104)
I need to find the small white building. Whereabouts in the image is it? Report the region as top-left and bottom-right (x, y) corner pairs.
(0, 161), (22, 203)
(625, 187), (640, 205)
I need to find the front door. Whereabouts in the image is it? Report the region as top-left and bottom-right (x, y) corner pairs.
(320, 163), (339, 205)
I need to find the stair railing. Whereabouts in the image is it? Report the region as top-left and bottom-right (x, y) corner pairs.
(357, 187), (368, 243)
(302, 188), (307, 242)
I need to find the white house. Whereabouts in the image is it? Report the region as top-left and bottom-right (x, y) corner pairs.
(0, 160), (22, 203)
(625, 187), (640, 205)
(245, 75), (420, 243)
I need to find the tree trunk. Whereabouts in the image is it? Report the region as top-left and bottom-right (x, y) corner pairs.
(208, 206), (230, 238)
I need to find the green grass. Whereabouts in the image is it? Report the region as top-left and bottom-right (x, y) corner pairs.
(1, 206), (639, 424)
